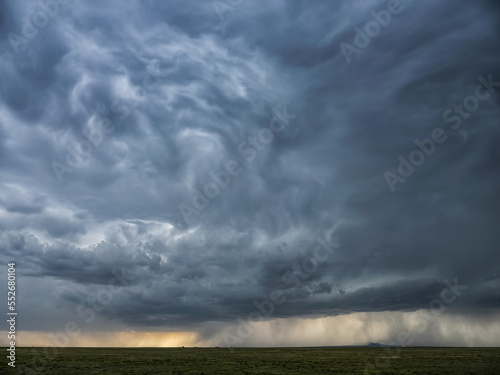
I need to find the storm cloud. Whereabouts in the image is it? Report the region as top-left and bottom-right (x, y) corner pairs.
(0, 0), (499, 347)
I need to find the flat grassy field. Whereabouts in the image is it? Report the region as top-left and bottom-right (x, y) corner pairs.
(12, 347), (500, 374)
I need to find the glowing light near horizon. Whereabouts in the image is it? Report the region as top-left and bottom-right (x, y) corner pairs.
(4, 311), (500, 348)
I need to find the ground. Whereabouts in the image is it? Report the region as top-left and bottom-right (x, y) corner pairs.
(12, 347), (500, 374)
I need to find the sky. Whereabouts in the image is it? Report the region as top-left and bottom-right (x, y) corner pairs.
(0, 0), (500, 349)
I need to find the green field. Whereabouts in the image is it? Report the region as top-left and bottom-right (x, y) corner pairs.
(13, 347), (500, 374)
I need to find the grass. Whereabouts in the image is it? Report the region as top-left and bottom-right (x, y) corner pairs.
(13, 347), (500, 374)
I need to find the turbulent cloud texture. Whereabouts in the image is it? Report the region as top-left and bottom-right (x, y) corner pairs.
(0, 0), (499, 346)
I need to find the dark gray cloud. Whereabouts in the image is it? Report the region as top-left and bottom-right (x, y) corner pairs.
(0, 0), (499, 344)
